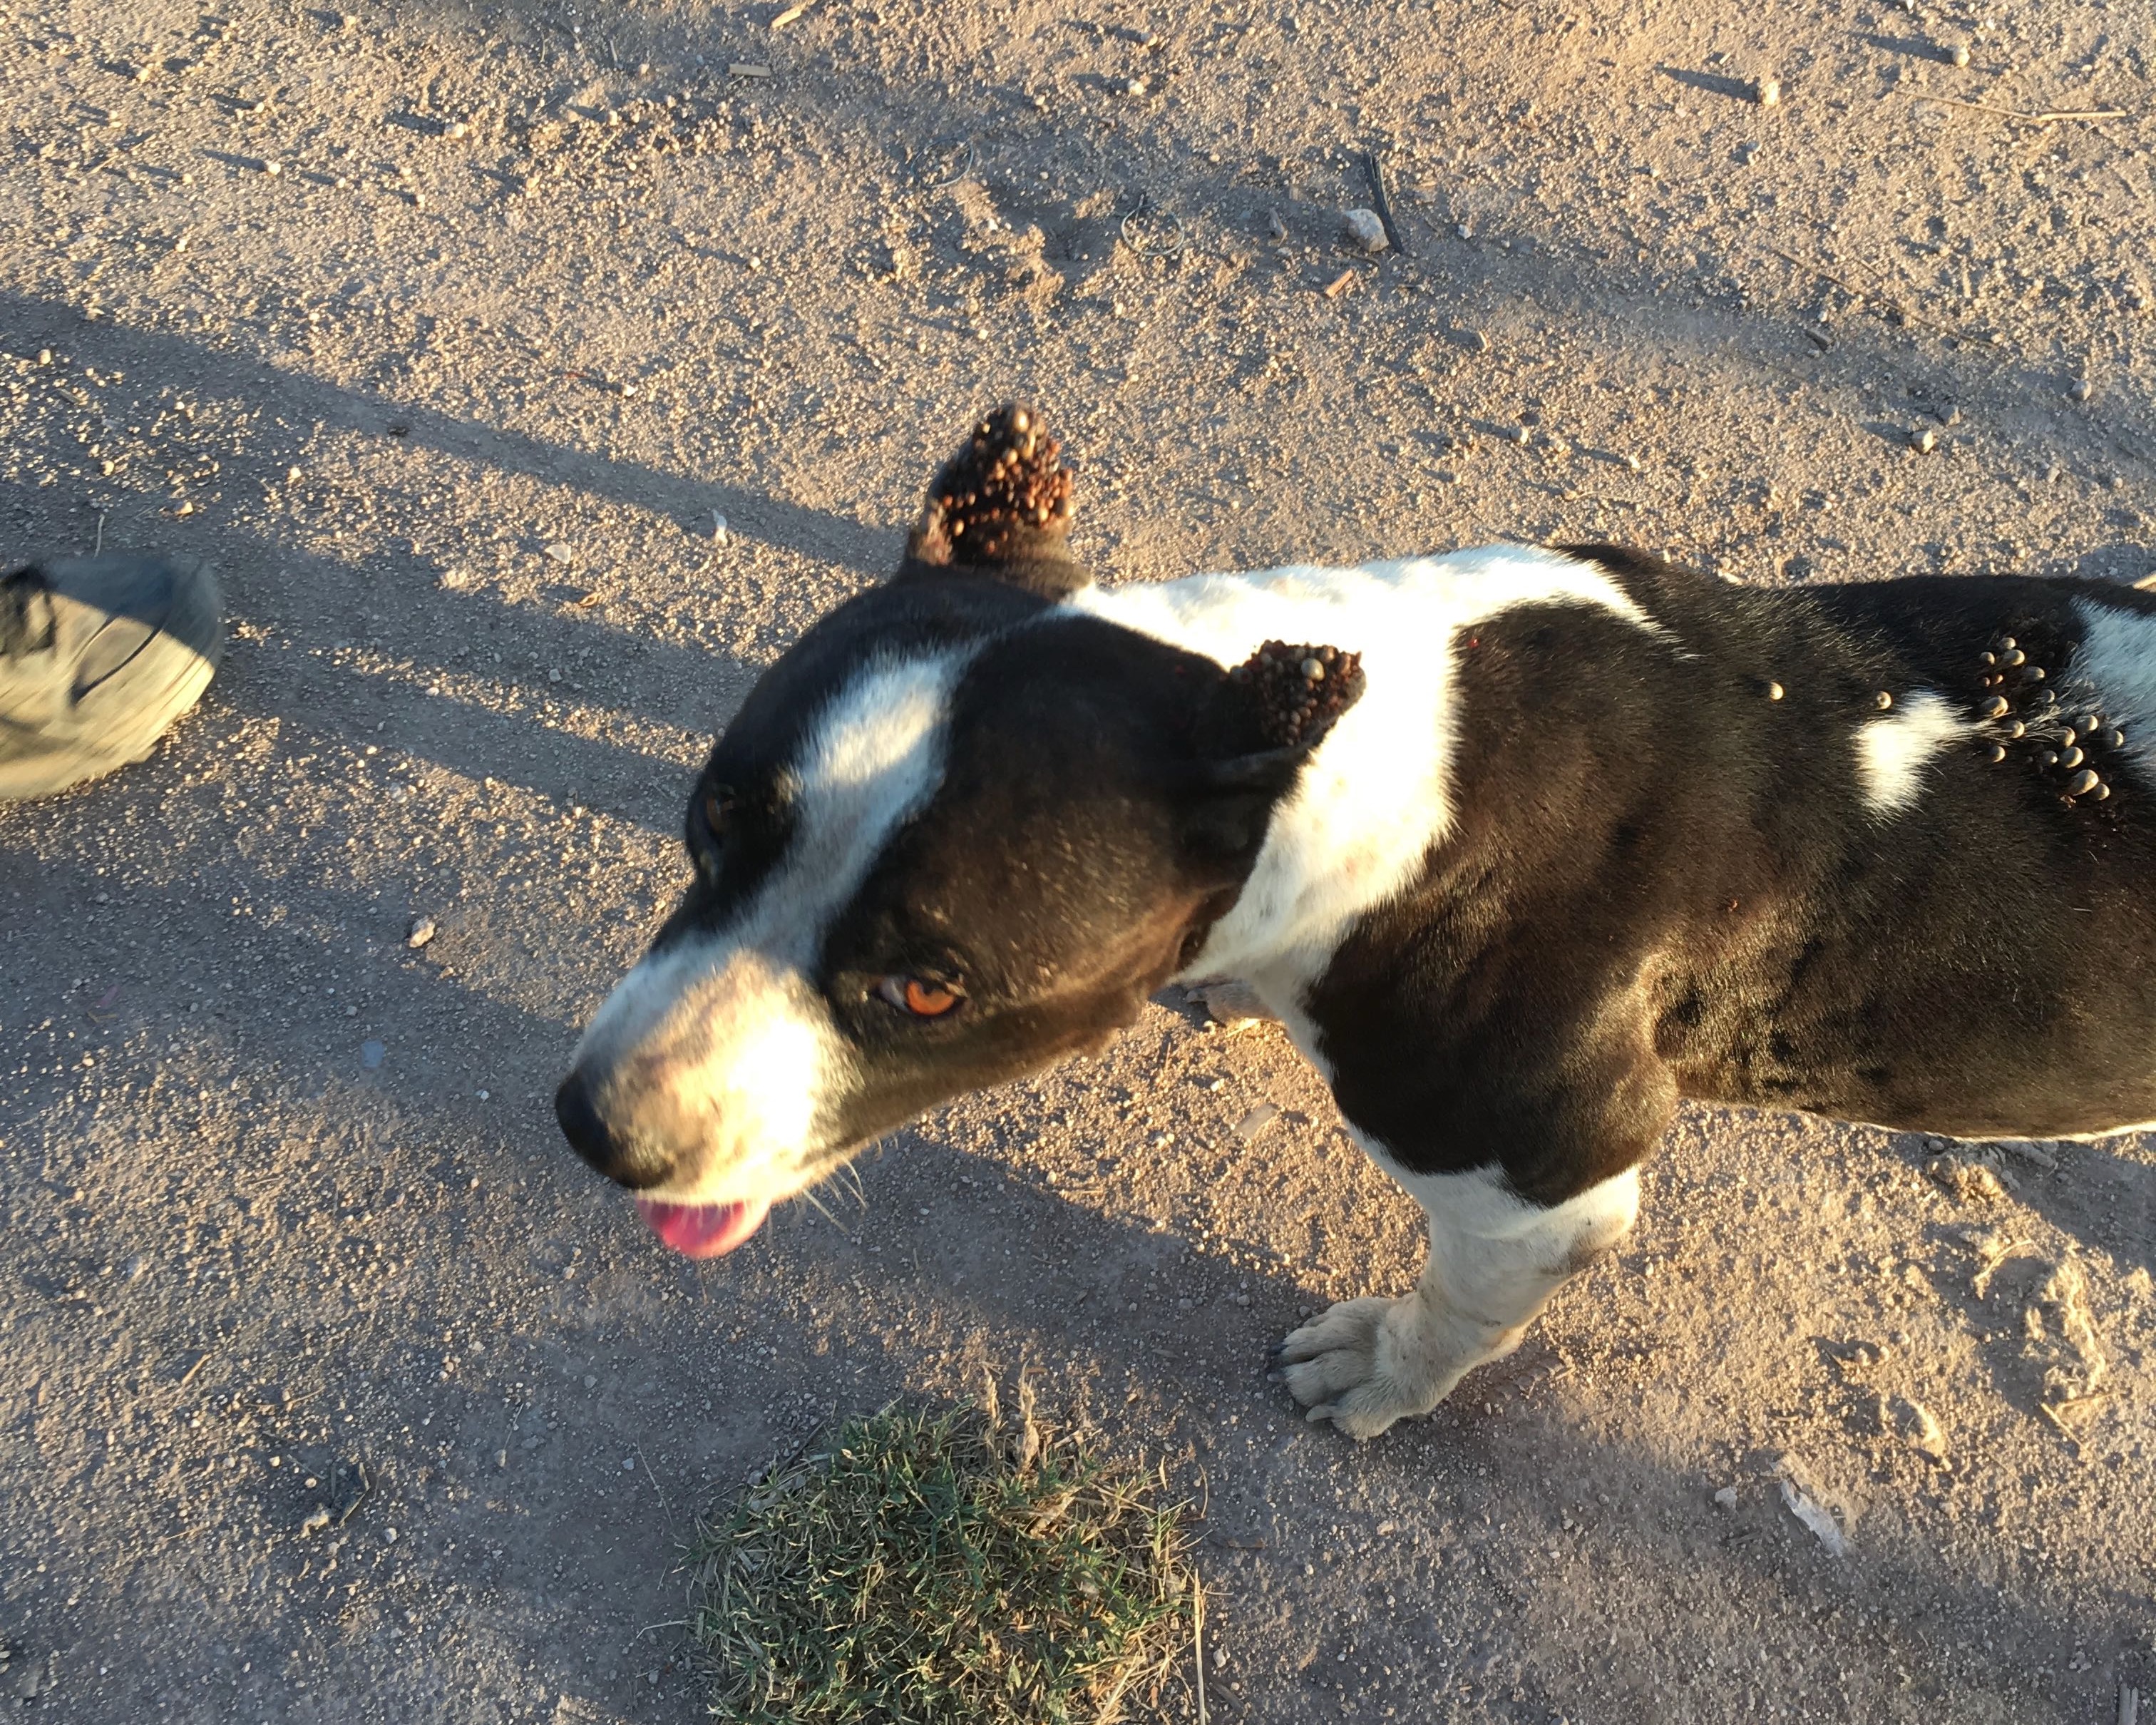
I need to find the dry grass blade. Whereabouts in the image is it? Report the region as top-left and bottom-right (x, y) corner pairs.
(687, 1382), (1197, 1724)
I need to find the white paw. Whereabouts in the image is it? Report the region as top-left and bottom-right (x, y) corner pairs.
(1270, 1297), (1432, 1441)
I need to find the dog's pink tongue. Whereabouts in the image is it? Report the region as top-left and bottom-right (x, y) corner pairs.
(635, 1197), (770, 1258)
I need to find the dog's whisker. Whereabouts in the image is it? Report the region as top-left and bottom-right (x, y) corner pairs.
(799, 1182), (861, 1244)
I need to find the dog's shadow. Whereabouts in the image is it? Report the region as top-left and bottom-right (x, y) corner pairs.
(1883, 1127), (2152, 1444)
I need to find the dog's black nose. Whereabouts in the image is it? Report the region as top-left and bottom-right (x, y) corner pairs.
(555, 1070), (669, 1189)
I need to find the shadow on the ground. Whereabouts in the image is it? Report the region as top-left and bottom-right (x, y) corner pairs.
(0, 289), (896, 581)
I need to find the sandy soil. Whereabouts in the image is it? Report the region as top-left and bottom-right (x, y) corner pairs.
(4, 0), (2155, 1719)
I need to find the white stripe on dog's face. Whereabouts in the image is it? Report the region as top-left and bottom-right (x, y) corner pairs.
(568, 653), (963, 1204)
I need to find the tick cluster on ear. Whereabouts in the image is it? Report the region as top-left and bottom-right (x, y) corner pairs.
(1229, 641), (1367, 751)
(1971, 631), (2125, 805)
(928, 403), (1074, 561)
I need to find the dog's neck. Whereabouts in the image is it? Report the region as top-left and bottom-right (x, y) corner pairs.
(1064, 546), (1660, 1016)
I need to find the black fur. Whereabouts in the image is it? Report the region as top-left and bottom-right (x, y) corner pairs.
(1308, 550), (2156, 1208)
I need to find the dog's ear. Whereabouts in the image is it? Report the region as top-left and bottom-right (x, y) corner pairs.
(892, 403), (1091, 600)
(1176, 641), (1366, 867)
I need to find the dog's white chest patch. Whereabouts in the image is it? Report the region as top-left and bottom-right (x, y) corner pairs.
(1854, 690), (1964, 816)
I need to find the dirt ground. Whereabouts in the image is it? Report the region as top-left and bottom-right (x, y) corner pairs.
(3, 0), (2155, 1719)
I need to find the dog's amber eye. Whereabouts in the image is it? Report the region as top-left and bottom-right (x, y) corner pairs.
(877, 976), (964, 1018)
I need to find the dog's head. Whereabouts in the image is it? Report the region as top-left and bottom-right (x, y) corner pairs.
(554, 407), (1361, 1255)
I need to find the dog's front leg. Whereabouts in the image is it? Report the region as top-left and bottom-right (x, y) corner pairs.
(1273, 1164), (1640, 1439)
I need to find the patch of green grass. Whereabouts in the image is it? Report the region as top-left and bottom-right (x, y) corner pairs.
(688, 1376), (1199, 1725)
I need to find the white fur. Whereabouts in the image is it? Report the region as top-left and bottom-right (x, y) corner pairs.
(2069, 598), (2156, 788)
(570, 655), (965, 1204)
(1065, 545), (1666, 1033)
(1854, 690), (1963, 816)
(1276, 1159), (1641, 1439)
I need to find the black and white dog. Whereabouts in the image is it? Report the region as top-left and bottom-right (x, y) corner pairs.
(556, 406), (2156, 1438)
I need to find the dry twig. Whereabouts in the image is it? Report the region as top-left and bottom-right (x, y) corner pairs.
(1893, 89), (2130, 126)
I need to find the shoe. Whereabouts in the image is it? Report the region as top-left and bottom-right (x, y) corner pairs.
(0, 553), (223, 800)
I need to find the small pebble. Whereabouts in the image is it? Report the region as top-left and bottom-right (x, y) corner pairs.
(1756, 75), (1781, 106)
(1911, 427), (1936, 453)
(360, 1040), (386, 1070)
(1233, 1103), (1280, 1141)
(1713, 1486), (1740, 1510)
(543, 542), (573, 565)
(1266, 210), (1288, 244)
(1948, 41), (1971, 67)
(1342, 208), (1389, 254)
(711, 511), (729, 543)
(407, 915), (436, 949)
(1887, 1393), (1950, 1464)
(2070, 378), (2093, 403)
